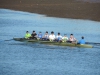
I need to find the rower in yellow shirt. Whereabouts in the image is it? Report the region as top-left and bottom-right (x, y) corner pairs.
(25, 31), (31, 39)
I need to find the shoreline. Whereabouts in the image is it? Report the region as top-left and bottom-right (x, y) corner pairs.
(0, 0), (100, 21)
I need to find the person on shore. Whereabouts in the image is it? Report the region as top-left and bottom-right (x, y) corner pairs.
(42, 31), (49, 40)
(62, 34), (68, 42)
(49, 31), (55, 41)
(37, 32), (42, 40)
(31, 30), (37, 39)
(78, 36), (85, 44)
(25, 31), (31, 39)
(55, 32), (62, 42)
(68, 34), (77, 43)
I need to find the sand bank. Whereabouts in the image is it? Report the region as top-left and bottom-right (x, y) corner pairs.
(0, 0), (100, 21)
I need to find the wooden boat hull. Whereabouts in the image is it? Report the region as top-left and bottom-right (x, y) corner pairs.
(13, 38), (93, 48)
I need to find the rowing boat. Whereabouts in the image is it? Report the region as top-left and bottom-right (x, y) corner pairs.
(13, 38), (93, 48)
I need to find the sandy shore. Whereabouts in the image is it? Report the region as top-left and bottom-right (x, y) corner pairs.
(0, 0), (100, 21)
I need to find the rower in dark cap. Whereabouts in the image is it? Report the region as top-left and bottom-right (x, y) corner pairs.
(49, 31), (55, 41)
(31, 30), (37, 39)
(55, 32), (62, 42)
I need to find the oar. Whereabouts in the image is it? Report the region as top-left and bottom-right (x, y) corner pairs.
(0, 39), (13, 43)
(86, 42), (100, 44)
(4, 39), (13, 41)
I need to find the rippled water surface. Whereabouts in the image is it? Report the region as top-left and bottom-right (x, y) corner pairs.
(0, 9), (100, 75)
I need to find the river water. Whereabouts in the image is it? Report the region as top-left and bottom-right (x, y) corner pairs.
(0, 9), (100, 75)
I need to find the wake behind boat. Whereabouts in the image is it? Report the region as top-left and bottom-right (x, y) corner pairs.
(13, 38), (93, 48)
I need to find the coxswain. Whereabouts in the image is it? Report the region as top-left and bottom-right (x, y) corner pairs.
(78, 36), (85, 44)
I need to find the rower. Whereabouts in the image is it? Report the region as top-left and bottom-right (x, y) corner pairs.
(62, 34), (68, 42)
(49, 31), (55, 41)
(37, 32), (42, 40)
(68, 34), (77, 43)
(56, 32), (62, 42)
(31, 30), (37, 39)
(42, 31), (49, 40)
(78, 36), (85, 44)
(25, 31), (31, 39)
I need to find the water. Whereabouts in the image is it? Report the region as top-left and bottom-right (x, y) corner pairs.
(0, 9), (100, 75)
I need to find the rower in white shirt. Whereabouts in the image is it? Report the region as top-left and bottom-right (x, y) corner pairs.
(49, 31), (55, 41)
(42, 31), (49, 40)
(56, 32), (62, 42)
